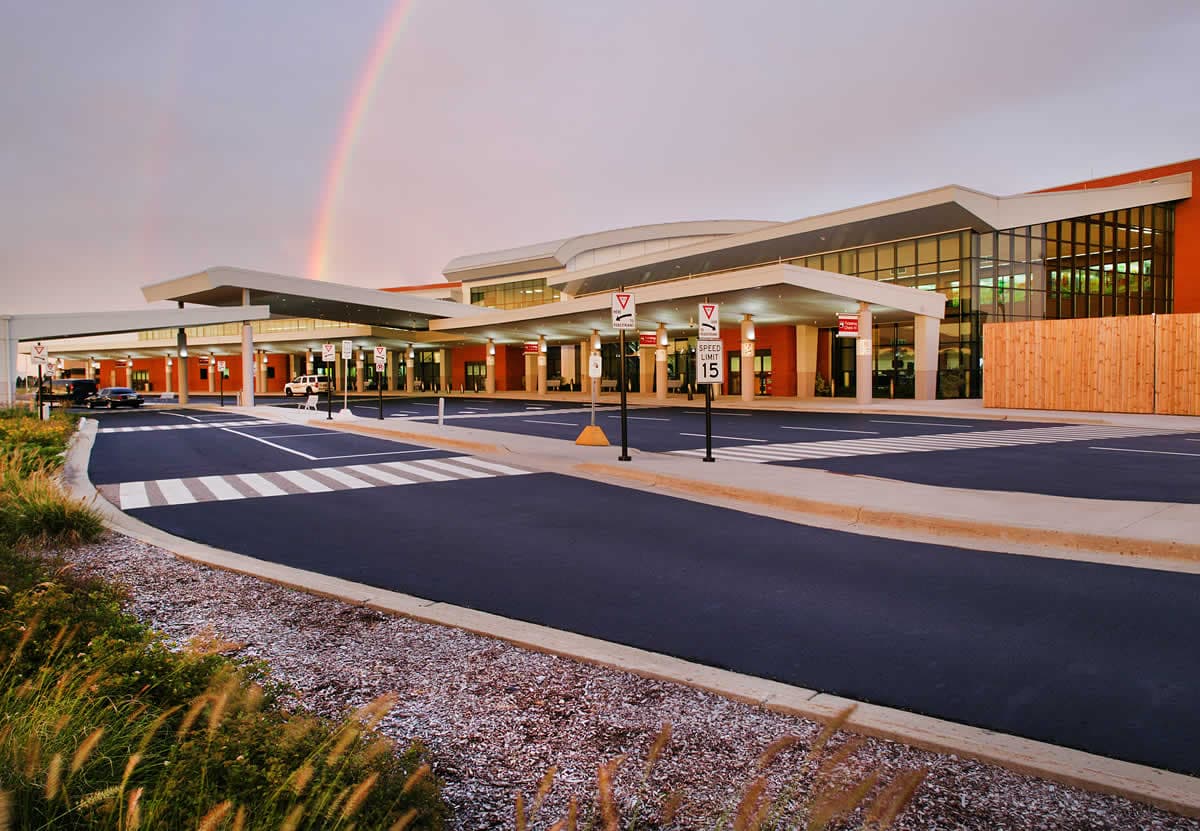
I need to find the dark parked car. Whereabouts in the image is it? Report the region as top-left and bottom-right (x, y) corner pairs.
(41, 378), (98, 405)
(86, 387), (143, 409)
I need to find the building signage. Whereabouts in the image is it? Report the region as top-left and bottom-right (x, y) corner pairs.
(611, 292), (636, 330)
(638, 333), (657, 347)
(696, 341), (724, 384)
(698, 304), (720, 340)
(322, 343), (336, 363)
(341, 339), (353, 360)
(30, 343), (48, 365)
(837, 313), (860, 338)
(856, 338), (872, 356)
(523, 342), (540, 354)
(217, 361), (227, 373)
(588, 352), (603, 379)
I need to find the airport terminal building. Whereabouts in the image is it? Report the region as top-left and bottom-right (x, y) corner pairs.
(24, 158), (1197, 404)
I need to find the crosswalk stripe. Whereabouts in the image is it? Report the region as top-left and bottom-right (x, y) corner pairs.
(344, 464), (415, 486)
(196, 475), (244, 500)
(411, 458), (494, 479)
(237, 473), (288, 497)
(274, 469), (333, 493)
(119, 481), (150, 509)
(381, 461), (455, 482)
(312, 468), (375, 489)
(155, 478), (196, 505)
(97, 420), (270, 434)
(672, 424), (1182, 464)
(448, 457), (530, 476)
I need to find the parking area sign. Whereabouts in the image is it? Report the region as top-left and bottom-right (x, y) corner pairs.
(696, 341), (724, 384)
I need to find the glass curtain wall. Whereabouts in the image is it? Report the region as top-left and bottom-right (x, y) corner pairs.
(469, 278), (561, 310)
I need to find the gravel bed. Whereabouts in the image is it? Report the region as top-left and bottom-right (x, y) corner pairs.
(56, 534), (1199, 831)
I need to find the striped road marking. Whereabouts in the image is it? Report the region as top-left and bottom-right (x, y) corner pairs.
(100, 456), (531, 509)
(671, 424), (1184, 464)
(98, 420), (271, 433)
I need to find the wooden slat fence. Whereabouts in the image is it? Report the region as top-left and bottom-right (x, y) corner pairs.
(983, 313), (1200, 415)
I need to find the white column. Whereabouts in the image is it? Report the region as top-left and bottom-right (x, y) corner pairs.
(305, 348), (313, 376)
(176, 327), (189, 405)
(164, 357), (172, 393)
(740, 315), (755, 402)
(439, 348), (451, 392)
(208, 355), (215, 393)
(485, 340), (496, 394)
(125, 356), (133, 388)
(256, 350), (267, 393)
(241, 288), (255, 407)
(795, 324), (818, 399)
(386, 349), (395, 391)
(537, 336), (547, 395)
(405, 348), (415, 393)
(288, 353), (297, 381)
(355, 349), (365, 393)
(0, 317), (15, 408)
(638, 337), (653, 396)
(856, 301), (873, 405)
(655, 324), (668, 401)
(524, 352), (535, 393)
(914, 314), (939, 401)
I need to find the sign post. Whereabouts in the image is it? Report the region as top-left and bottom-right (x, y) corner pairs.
(31, 343), (47, 418)
(374, 346), (387, 420)
(611, 291), (635, 462)
(217, 360), (227, 407)
(341, 340), (353, 414)
(575, 350), (609, 446)
(322, 343), (336, 420)
(696, 308), (724, 463)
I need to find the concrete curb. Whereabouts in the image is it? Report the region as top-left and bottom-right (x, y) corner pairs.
(575, 464), (1200, 565)
(63, 416), (1200, 816)
(305, 418), (503, 455)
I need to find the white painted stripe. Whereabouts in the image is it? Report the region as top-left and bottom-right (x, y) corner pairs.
(237, 473), (288, 497)
(344, 464), (415, 486)
(155, 478), (196, 505)
(869, 419), (980, 427)
(196, 475), (244, 501)
(381, 461), (455, 482)
(314, 468), (375, 489)
(221, 428), (317, 460)
(413, 457), (494, 479)
(273, 469), (333, 493)
(1090, 446), (1200, 458)
(779, 425), (879, 434)
(606, 415), (671, 422)
(447, 457), (530, 476)
(679, 432), (769, 442)
(119, 482), (150, 509)
(523, 419), (577, 426)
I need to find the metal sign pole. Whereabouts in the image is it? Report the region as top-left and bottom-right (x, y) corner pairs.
(326, 365), (333, 420)
(378, 369), (383, 419)
(219, 371), (224, 408)
(37, 364), (43, 418)
(703, 382), (714, 462)
(590, 376), (596, 426)
(618, 328), (630, 461)
(342, 357), (349, 412)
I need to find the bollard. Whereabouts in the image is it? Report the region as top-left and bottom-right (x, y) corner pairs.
(438, 396), (444, 426)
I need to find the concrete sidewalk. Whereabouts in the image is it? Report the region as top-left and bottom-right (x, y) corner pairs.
(251, 399), (1200, 568)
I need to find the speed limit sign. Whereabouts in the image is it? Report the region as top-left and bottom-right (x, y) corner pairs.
(696, 341), (724, 384)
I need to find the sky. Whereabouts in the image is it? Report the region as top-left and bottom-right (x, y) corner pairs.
(2, 0), (1198, 315)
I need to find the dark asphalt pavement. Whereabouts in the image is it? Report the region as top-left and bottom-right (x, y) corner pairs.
(87, 412), (1200, 776)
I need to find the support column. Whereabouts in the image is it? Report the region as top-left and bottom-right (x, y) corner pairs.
(655, 324), (668, 401)
(356, 349), (365, 393)
(257, 350), (267, 394)
(288, 353), (297, 381)
(176, 325), (189, 405)
(914, 314), (939, 401)
(164, 357), (172, 393)
(485, 340), (496, 393)
(537, 336), (547, 395)
(405, 348), (415, 393)
(241, 289), (254, 407)
(0, 317), (15, 408)
(855, 301), (873, 405)
(305, 348), (313, 376)
(386, 349), (395, 391)
(795, 324), (818, 399)
(334, 352), (343, 393)
(439, 348), (451, 392)
(639, 335), (654, 397)
(125, 356), (133, 388)
(208, 355), (215, 393)
(524, 352), (535, 393)
(740, 315), (755, 402)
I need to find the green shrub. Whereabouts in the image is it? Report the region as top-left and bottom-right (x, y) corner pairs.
(0, 410), (75, 473)
(0, 454), (104, 548)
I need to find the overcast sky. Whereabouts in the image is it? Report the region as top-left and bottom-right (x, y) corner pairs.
(2, 0), (1198, 315)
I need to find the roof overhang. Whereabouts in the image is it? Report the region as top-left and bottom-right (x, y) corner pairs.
(430, 264), (945, 344)
(142, 266), (486, 331)
(550, 174), (1192, 298)
(8, 306), (272, 342)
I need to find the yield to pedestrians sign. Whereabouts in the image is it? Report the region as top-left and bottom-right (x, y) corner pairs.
(30, 343), (48, 365)
(322, 343), (336, 363)
(611, 292), (636, 330)
(698, 303), (720, 340)
(374, 345), (387, 370)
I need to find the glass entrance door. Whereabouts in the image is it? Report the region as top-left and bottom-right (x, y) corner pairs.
(728, 355), (741, 395)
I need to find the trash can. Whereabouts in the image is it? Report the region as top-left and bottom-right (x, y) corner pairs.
(41, 403), (52, 420)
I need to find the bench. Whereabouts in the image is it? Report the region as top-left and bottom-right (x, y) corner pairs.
(600, 379), (618, 392)
(546, 379), (562, 391)
(667, 379), (683, 392)
(299, 394), (320, 411)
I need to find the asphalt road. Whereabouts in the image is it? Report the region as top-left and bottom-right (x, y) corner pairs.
(87, 409), (1200, 776)
(262, 397), (1200, 503)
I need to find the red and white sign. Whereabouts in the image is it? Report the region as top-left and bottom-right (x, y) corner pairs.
(30, 343), (48, 365)
(321, 343), (336, 363)
(638, 333), (657, 347)
(217, 361), (227, 373)
(523, 342), (540, 354)
(837, 313), (860, 338)
(698, 303), (720, 340)
(611, 292), (636, 330)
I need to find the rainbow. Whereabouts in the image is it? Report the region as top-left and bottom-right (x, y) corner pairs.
(307, 0), (416, 282)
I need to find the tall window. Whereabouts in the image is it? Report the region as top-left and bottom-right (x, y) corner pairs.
(469, 278), (561, 310)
